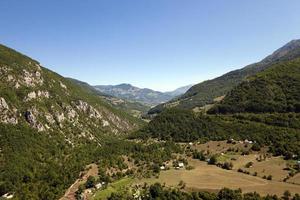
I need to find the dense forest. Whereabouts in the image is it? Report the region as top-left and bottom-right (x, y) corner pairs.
(0, 122), (183, 199)
(133, 109), (300, 159)
(209, 58), (300, 114)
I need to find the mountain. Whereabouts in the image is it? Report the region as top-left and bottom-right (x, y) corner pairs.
(165, 84), (193, 96)
(0, 44), (140, 199)
(134, 57), (300, 159)
(94, 84), (189, 106)
(148, 39), (300, 115)
(68, 78), (150, 118)
(208, 57), (300, 114)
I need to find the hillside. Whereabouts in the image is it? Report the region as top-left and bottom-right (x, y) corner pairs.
(209, 58), (300, 114)
(0, 44), (140, 199)
(94, 84), (191, 106)
(134, 58), (300, 159)
(68, 78), (150, 118)
(148, 39), (300, 115)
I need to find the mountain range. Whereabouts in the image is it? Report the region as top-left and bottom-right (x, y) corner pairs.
(68, 78), (151, 118)
(94, 83), (192, 106)
(148, 39), (300, 115)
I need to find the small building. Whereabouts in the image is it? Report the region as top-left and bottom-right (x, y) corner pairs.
(2, 193), (14, 199)
(160, 166), (166, 170)
(178, 162), (185, 168)
(95, 183), (102, 189)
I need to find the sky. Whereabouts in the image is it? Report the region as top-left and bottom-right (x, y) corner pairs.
(1, 0), (300, 91)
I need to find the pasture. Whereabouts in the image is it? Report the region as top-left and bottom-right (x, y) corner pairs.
(139, 158), (300, 196)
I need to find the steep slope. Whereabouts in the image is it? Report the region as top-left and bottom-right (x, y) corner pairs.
(68, 78), (150, 118)
(135, 57), (300, 159)
(209, 58), (300, 114)
(94, 84), (184, 106)
(149, 39), (300, 115)
(0, 44), (139, 199)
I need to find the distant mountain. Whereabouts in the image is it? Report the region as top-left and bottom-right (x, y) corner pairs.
(165, 84), (193, 96)
(94, 84), (190, 106)
(0, 44), (140, 199)
(68, 78), (150, 118)
(148, 39), (300, 115)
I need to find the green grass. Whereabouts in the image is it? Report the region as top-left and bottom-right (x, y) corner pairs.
(92, 177), (135, 200)
(217, 154), (237, 163)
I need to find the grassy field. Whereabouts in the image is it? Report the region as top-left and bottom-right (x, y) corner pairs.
(192, 140), (252, 155)
(138, 158), (300, 196)
(88, 141), (299, 199)
(92, 177), (135, 200)
(288, 173), (300, 185)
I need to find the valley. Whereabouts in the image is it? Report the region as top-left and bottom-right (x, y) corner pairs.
(68, 140), (300, 199)
(0, 37), (300, 200)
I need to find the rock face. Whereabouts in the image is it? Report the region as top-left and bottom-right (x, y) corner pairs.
(0, 97), (9, 110)
(0, 97), (18, 124)
(0, 43), (139, 145)
(22, 69), (44, 87)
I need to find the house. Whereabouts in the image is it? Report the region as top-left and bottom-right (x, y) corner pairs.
(95, 183), (102, 189)
(2, 193), (14, 199)
(178, 162), (185, 168)
(160, 166), (166, 170)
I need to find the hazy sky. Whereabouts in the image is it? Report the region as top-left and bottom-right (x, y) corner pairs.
(1, 0), (300, 91)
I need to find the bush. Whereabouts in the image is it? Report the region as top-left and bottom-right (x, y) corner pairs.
(85, 176), (96, 188)
(208, 155), (218, 165)
(245, 162), (254, 168)
(267, 175), (273, 180)
(222, 162), (233, 170)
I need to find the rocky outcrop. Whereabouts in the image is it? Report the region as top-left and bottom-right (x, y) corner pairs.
(24, 109), (45, 132)
(65, 105), (78, 121)
(24, 90), (50, 101)
(22, 69), (44, 87)
(0, 97), (9, 110)
(74, 100), (102, 119)
(0, 97), (18, 124)
(60, 81), (67, 89)
(45, 113), (55, 125)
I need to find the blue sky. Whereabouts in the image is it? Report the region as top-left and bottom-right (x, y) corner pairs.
(1, 0), (300, 91)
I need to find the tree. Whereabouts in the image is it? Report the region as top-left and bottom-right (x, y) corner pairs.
(208, 155), (218, 165)
(243, 192), (261, 200)
(217, 188), (242, 200)
(282, 190), (291, 200)
(85, 176), (96, 189)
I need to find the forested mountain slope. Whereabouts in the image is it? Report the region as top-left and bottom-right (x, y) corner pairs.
(135, 58), (300, 160)
(148, 39), (300, 115)
(209, 58), (300, 114)
(0, 44), (140, 199)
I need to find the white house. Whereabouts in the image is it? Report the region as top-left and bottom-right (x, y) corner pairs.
(178, 162), (185, 168)
(95, 183), (102, 189)
(2, 193), (14, 199)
